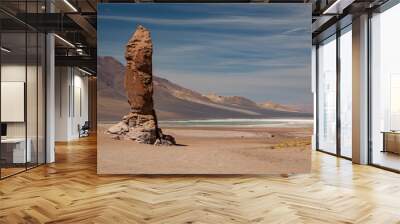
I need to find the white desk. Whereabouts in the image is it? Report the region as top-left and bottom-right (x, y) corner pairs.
(1, 138), (31, 163)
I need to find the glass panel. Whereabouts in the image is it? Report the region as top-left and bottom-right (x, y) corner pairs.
(371, 3), (400, 171)
(27, 31), (38, 169)
(1, 31), (27, 177)
(26, 0), (39, 169)
(38, 32), (45, 165)
(317, 35), (337, 154)
(339, 27), (352, 158)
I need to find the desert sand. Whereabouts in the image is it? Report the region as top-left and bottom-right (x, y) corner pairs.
(97, 123), (312, 174)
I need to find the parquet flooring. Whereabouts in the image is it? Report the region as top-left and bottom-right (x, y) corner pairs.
(1, 135), (400, 223)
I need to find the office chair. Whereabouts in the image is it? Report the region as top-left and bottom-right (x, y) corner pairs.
(79, 121), (90, 138)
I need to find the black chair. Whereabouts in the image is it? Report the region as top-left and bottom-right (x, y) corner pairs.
(79, 121), (90, 138)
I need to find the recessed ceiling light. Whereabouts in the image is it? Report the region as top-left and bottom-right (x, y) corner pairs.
(54, 34), (75, 48)
(76, 49), (84, 55)
(63, 0), (78, 12)
(323, 0), (354, 15)
(1, 47), (11, 53)
(78, 67), (92, 76)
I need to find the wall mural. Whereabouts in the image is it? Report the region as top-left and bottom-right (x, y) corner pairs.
(97, 3), (313, 174)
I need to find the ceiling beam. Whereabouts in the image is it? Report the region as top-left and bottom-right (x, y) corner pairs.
(55, 55), (96, 72)
(67, 13), (97, 46)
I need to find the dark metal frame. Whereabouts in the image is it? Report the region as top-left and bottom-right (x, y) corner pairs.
(315, 44), (319, 151)
(336, 25), (341, 158)
(367, 10), (373, 166)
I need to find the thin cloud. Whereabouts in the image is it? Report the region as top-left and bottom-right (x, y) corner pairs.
(282, 27), (309, 35)
(98, 4), (312, 105)
(98, 15), (308, 30)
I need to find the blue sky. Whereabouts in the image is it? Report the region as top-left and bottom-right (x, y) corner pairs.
(98, 4), (312, 107)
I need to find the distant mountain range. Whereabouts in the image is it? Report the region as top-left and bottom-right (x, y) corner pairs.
(97, 56), (312, 121)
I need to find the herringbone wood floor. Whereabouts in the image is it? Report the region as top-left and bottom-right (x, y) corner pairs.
(1, 135), (400, 224)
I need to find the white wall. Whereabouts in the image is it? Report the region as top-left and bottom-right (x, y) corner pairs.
(55, 67), (70, 141)
(72, 73), (89, 138)
(1, 64), (26, 81)
(54, 67), (89, 141)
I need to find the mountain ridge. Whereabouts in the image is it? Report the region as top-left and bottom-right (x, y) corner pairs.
(97, 56), (312, 121)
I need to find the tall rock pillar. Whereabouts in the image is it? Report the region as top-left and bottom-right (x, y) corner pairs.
(107, 25), (175, 146)
(124, 25), (154, 115)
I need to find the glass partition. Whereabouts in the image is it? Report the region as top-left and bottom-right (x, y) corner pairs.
(317, 35), (337, 154)
(1, 31), (28, 177)
(0, 1), (46, 179)
(27, 31), (38, 169)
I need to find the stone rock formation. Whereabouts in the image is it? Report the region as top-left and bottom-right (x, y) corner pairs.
(107, 25), (176, 146)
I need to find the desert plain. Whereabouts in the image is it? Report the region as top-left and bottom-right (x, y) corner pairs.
(97, 122), (312, 174)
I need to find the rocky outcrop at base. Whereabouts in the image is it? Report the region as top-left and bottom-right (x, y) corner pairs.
(107, 112), (175, 145)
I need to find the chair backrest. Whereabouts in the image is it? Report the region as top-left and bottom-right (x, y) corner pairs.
(82, 121), (90, 129)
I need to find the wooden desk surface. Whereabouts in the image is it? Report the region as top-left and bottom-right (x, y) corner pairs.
(381, 131), (400, 134)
